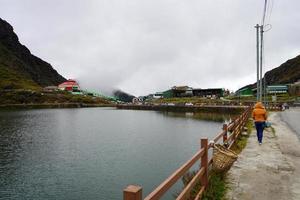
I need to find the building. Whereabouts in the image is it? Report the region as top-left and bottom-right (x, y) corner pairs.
(132, 97), (142, 104)
(137, 96), (146, 102)
(193, 88), (224, 98)
(162, 86), (193, 98)
(289, 81), (300, 96)
(162, 90), (174, 98)
(173, 86), (193, 97)
(235, 87), (253, 97)
(266, 85), (288, 94)
(58, 79), (80, 92)
(153, 92), (163, 99)
(43, 86), (58, 92)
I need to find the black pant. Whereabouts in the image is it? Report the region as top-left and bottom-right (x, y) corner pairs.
(255, 122), (264, 143)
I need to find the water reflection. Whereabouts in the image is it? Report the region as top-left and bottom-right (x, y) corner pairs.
(159, 111), (237, 123)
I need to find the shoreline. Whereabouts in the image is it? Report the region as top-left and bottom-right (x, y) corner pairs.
(116, 104), (247, 114)
(0, 103), (117, 110)
(0, 103), (247, 114)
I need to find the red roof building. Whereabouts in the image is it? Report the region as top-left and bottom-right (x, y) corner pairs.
(58, 79), (80, 91)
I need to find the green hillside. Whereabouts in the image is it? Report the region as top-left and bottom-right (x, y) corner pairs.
(0, 18), (66, 90)
(0, 43), (40, 90)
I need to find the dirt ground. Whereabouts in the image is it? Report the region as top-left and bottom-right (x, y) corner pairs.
(226, 111), (300, 200)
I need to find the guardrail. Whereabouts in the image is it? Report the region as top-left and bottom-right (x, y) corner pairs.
(123, 106), (252, 200)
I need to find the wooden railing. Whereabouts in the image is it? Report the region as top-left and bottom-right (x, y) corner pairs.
(123, 106), (252, 200)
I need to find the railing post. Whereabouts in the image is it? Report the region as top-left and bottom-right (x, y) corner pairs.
(124, 185), (142, 200)
(222, 124), (228, 145)
(200, 138), (208, 189)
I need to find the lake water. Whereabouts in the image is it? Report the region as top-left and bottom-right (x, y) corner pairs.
(0, 108), (235, 200)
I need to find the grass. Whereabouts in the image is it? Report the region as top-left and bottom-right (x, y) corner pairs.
(177, 119), (253, 200)
(0, 90), (112, 105)
(149, 94), (298, 107)
(202, 172), (227, 200)
(230, 119), (253, 154)
(0, 65), (40, 90)
(0, 42), (41, 90)
(270, 126), (276, 138)
(150, 97), (224, 105)
(177, 170), (227, 200)
(228, 94), (297, 102)
(204, 120), (253, 199)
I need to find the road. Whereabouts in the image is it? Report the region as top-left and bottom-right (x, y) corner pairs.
(280, 107), (300, 138)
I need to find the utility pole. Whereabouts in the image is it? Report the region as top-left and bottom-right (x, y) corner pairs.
(255, 24), (260, 101)
(259, 25), (264, 102)
(255, 0), (269, 103)
(264, 74), (266, 104)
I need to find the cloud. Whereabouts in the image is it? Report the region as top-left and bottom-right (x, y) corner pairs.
(1, 0), (300, 96)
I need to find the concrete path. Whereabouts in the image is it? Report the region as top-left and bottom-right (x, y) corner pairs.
(226, 110), (300, 200)
(280, 107), (300, 139)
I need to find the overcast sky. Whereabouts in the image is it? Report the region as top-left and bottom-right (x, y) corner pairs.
(1, 0), (299, 96)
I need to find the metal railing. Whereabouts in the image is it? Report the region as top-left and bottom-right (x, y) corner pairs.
(123, 106), (252, 200)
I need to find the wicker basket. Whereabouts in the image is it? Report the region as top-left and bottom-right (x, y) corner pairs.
(212, 144), (238, 172)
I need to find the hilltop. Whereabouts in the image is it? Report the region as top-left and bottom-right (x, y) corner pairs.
(0, 18), (66, 90)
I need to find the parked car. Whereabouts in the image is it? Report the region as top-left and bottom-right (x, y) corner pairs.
(167, 103), (175, 106)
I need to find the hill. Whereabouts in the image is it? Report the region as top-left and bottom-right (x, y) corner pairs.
(0, 18), (113, 106)
(238, 54), (300, 91)
(113, 90), (136, 102)
(264, 55), (300, 85)
(0, 18), (66, 90)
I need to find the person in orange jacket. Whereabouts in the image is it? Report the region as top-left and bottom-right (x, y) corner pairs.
(252, 102), (267, 144)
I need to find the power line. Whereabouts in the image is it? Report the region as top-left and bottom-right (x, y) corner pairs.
(262, 0), (268, 26)
(266, 0), (274, 25)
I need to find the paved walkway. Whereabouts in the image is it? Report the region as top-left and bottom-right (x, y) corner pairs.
(280, 107), (300, 139)
(226, 111), (300, 200)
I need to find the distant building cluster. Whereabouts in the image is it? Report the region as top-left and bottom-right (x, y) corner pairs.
(132, 86), (230, 104)
(235, 80), (300, 97)
(43, 79), (300, 105)
(58, 79), (80, 93)
(43, 79), (81, 94)
(42, 79), (117, 102)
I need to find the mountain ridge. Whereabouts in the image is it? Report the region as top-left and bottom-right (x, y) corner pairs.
(0, 18), (66, 90)
(239, 54), (300, 91)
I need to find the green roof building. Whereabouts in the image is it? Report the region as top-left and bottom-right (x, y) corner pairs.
(236, 87), (253, 96)
(162, 89), (174, 98)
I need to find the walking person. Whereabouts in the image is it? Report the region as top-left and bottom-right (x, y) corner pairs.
(252, 102), (267, 145)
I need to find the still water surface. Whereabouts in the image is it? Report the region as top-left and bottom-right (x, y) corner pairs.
(0, 108), (235, 200)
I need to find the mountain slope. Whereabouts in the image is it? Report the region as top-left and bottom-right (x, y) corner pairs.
(264, 55), (300, 85)
(0, 18), (66, 90)
(238, 54), (300, 91)
(113, 90), (135, 102)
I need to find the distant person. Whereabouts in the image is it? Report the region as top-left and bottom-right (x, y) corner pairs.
(252, 102), (267, 145)
(283, 102), (289, 110)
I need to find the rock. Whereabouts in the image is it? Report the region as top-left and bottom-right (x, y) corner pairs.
(241, 131), (248, 136)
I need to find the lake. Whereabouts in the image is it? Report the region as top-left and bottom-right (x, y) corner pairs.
(0, 108), (235, 200)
